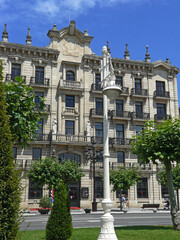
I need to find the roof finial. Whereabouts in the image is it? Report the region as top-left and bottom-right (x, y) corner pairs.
(26, 28), (32, 46)
(107, 41), (111, 54)
(166, 58), (171, 64)
(52, 24), (58, 31)
(145, 45), (151, 62)
(2, 24), (8, 42)
(124, 44), (130, 60)
(84, 29), (89, 36)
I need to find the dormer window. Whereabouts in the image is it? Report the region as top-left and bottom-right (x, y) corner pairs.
(66, 71), (75, 81)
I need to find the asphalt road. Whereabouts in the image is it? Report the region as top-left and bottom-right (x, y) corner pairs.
(20, 212), (180, 231)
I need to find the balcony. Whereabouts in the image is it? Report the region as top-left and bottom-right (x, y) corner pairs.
(6, 74), (26, 82)
(55, 134), (89, 144)
(91, 83), (103, 92)
(30, 77), (50, 87)
(62, 107), (78, 115)
(59, 80), (83, 91)
(111, 138), (131, 147)
(121, 87), (129, 95)
(131, 112), (150, 120)
(91, 136), (103, 144)
(131, 88), (148, 97)
(110, 110), (131, 120)
(154, 90), (170, 98)
(154, 114), (171, 121)
(33, 134), (51, 141)
(111, 162), (152, 171)
(90, 108), (103, 117)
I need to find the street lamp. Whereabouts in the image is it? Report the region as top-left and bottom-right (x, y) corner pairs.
(98, 46), (122, 240)
(85, 138), (103, 212)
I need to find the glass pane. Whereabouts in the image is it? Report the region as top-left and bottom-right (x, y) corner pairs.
(95, 177), (103, 198)
(137, 178), (148, 198)
(66, 95), (75, 107)
(117, 151), (124, 163)
(28, 180), (43, 199)
(66, 71), (75, 81)
(32, 148), (42, 160)
(65, 120), (74, 135)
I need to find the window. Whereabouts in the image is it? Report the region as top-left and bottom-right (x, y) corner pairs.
(28, 180), (43, 199)
(95, 122), (103, 143)
(156, 81), (165, 95)
(135, 102), (143, 118)
(66, 71), (75, 81)
(135, 79), (141, 94)
(161, 184), (169, 198)
(36, 119), (43, 140)
(66, 95), (75, 108)
(95, 74), (101, 90)
(65, 120), (74, 135)
(95, 177), (103, 198)
(136, 125), (143, 135)
(116, 189), (128, 199)
(58, 153), (81, 164)
(11, 63), (21, 81)
(32, 148), (42, 160)
(96, 98), (103, 115)
(157, 103), (166, 116)
(35, 67), (44, 84)
(116, 100), (123, 116)
(12, 147), (17, 158)
(115, 76), (123, 86)
(35, 92), (44, 108)
(137, 178), (148, 198)
(117, 151), (124, 163)
(116, 124), (124, 139)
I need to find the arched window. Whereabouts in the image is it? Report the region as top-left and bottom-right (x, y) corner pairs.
(58, 153), (81, 164)
(66, 71), (75, 81)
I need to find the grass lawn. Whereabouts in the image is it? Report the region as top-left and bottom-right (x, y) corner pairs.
(18, 226), (180, 240)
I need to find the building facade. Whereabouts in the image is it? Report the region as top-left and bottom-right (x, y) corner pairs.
(0, 21), (179, 209)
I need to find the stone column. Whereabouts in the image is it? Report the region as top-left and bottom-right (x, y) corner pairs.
(79, 94), (84, 135)
(58, 94), (62, 133)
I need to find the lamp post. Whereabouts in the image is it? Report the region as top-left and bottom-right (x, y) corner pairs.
(98, 46), (122, 240)
(85, 138), (103, 212)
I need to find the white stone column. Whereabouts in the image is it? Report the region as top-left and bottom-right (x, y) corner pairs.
(58, 94), (62, 133)
(79, 94), (84, 135)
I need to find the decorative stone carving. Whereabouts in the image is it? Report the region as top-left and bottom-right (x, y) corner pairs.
(52, 118), (57, 134)
(86, 121), (91, 137)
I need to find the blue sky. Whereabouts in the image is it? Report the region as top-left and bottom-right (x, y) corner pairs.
(1, 0), (180, 105)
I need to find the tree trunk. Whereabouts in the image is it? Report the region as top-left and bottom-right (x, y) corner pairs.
(176, 189), (179, 211)
(165, 161), (180, 230)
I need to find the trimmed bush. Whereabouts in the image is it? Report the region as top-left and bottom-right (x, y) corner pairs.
(39, 195), (51, 208)
(46, 182), (72, 240)
(0, 61), (22, 239)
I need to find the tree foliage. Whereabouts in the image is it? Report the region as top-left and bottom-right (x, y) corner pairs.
(0, 61), (22, 239)
(28, 157), (84, 189)
(4, 76), (46, 147)
(46, 182), (72, 240)
(110, 166), (141, 193)
(131, 119), (180, 230)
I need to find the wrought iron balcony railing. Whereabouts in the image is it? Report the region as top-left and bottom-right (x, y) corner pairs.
(33, 134), (51, 141)
(131, 112), (150, 120)
(131, 88), (148, 96)
(111, 138), (131, 146)
(30, 77), (50, 86)
(154, 114), (171, 121)
(154, 90), (170, 98)
(91, 83), (103, 91)
(56, 135), (89, 143)
(90, 108), (103, 116)
(122, 87), (129, 95)
(111, 110), (131, 119)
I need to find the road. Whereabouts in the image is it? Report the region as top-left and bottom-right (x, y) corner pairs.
(20, 212), (180, 231)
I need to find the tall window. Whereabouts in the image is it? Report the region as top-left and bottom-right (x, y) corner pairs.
(135, 79), (141, 94)
(135, 102), (143, 118)
(116, 124), (124, 139)
(65, 120), (74, 135)
(96, 98), (103, 115)
(32, 148), (42, 160)
(28, 180), (43, 199)
(35, 67), (44, 84)
(11, 63), (21, 81)
(95, 177), (103, 198)
(58, 153), (81, 164)
(95, 122), (103, 143)
(136, 125), (143, 135)
(36, 119), (43, 140)
(157, 103), (166, 116)
(137, 178), (148, 198)
(116, 100), (123, 116)
(156, 81), (165, 95)
(35, 92), (44, 108)
(66, 95), (75, 108)
(66, 71), (75, 81)
(12, 147), (17, 158)
(117, 151), (124, 163)
(115, 76), (123, 86)
(95, 74), (101, 90)
(161, 184), (169, 198)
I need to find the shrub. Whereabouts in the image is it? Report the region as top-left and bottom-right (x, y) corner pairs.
(39, 195), (51, 209)
(46, 182), (72, 240)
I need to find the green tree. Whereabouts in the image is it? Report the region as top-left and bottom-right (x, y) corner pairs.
(110, 166), (141, 210)
(4, 76), (46, 147)
(157, 165), (180, 211)
(131, 119), (180, 230)
(46, 182), (72, 240)
(28, 157), (84, 189)
(0, 61), (22, 239)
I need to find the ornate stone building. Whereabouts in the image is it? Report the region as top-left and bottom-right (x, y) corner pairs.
(0, 21), (179, 209)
